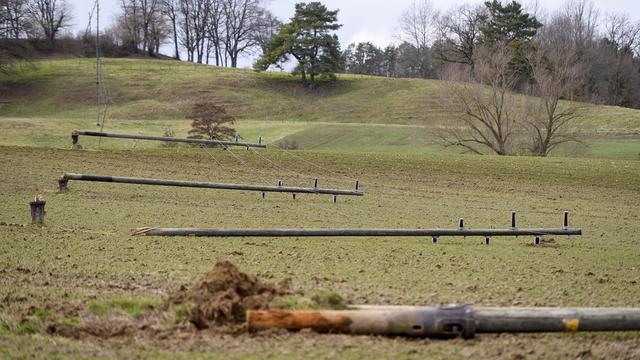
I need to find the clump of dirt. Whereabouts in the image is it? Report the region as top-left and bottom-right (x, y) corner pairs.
(25, 261), (291, 342)
(176, 261), (290, 330)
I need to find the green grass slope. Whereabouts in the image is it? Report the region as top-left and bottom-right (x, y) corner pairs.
(0, 58), (639, 158)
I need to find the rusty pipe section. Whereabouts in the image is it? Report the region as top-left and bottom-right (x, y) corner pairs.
(247, 304), (476, 339)
(247, 305), (640, 339)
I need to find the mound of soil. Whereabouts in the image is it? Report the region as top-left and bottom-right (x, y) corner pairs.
(178, 261), (290, 330)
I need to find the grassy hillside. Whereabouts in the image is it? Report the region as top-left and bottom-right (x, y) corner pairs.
(0, 58), (639, 158)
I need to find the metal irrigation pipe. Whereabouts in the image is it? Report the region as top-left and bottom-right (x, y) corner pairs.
(58, 173), (364, 197)
(247, 304), (640, 339)
(132, 227), (582, 238)
(71, 130), (267, 149)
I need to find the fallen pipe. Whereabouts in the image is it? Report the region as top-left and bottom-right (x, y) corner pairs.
(59, 173), (364, 197)
(72, 130), (267, 149)
(132, 227), (582, 237)
(247, 304), (640, 339)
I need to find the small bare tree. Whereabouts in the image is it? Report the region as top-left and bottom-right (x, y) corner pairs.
(28, 0), (72, 44)
(187, 100), (236, 145)
(442, 43), (520, 155)
(524, 45), (583, 156)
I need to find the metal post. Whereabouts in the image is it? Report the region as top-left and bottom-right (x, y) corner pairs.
(432, 236), (438, 244)
(333, 195), (337, 203)
(314, 178), (318, 189)
(485, 236), (491, 245)
(355, 180), (360, 191)
(511, 212), (516, 229)
(535, 235), (541, 245)
(564, 211), (569, 229)
(459, 218), (465, 230)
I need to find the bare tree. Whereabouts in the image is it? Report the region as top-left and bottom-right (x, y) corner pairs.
(178, 0), (211, 63)
(2, 0), (29, 39)
(118, 0), (142, 52)
(251, 6), (279, 58)
(562, 0), (599, 55)
(139, 0), (161, 55)
(222, 0), (263, 68)
(28, 0), (72, 44)
(149, 8), (171, 54)
(205, 0), (224, 65)
(116, 0), (165, 55)
(0, 0), (9, 37)
(604, 13), (640, 56)
(442, 43), (520, 155)
(524, 45), (583, 156)
(398, 0), (437, 78)
(434, 4), (484, 72)
(162, 0), (180, 59)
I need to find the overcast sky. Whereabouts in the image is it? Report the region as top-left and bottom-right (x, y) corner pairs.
(68, 0), (639, 67)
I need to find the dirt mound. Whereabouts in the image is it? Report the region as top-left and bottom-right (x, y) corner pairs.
(179, 261), (290, 330)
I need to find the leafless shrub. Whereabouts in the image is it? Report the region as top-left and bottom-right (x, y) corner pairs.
(523, 44), (584, 156)
(278, 138), (299, 150)
(440, 43), (521, 155)
(160, 128), (177, 147)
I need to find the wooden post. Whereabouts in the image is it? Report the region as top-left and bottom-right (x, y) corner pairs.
(58, 177), (68, 192)
(30, 195), (45, 224)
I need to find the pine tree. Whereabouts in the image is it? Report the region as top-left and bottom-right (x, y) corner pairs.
(479, 0), (542, 78)
(254, 2), (342, 87)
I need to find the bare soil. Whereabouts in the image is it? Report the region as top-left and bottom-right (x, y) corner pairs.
(41, 261), (290, 342)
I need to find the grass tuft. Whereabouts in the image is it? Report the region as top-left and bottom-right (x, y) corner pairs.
(88, 299), (161, 317)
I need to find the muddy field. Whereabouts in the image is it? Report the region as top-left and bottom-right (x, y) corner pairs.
(1, 145), (639, 359)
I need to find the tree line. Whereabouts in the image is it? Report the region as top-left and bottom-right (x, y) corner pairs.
(342, 0), (640, 110)
(0, 0), (280, 67)
(113, 0), (279, 67)
(0, 0), (72, 44)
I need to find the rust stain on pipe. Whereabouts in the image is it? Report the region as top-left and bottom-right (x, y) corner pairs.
(247, 310), (353, 333)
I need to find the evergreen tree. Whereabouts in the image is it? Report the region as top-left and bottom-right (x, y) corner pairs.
(479, 0), (542, 78)
(480, 0), (542, 44)
(254, 2), (342, 87)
